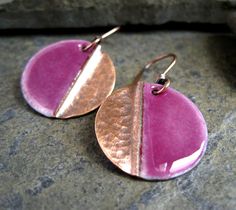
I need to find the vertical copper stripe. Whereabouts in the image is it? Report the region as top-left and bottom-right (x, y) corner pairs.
(55, 46), (116, 118)
(130, 81), (143, 175)
(54, 45), (98, 117)
(95, 81), (143, 176)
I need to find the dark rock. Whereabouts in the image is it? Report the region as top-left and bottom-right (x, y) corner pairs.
(8, 131), (28, 156)
(0, 109), (15, 124)
(228, 11), (236, 32)
(0, 193), (23, 210)
(0, 0), (234, 29)
(38, 176), (54, 188)
(0, 31), (235, 209)
(26, 176), (54, 196)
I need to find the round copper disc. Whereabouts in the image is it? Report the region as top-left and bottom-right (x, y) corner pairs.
(95, 81), (208, 180)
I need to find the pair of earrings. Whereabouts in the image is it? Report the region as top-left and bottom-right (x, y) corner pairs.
(21, 27), (208, 180)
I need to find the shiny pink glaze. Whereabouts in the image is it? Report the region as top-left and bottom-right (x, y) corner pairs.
(21, 40), (92, 117)
(140, 83), (208, 180)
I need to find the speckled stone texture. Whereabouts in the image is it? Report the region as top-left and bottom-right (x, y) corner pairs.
(228, 12), (236, 33)
(0, 31), (236, 209)
(0, 0), (235, 29)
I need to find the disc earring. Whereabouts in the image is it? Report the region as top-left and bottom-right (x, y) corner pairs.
(95, 53), (208, 180)
(21, 27), (119, 118)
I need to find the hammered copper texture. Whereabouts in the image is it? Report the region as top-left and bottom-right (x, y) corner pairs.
(95, 81), (143, 176)
(56, 53), (116, 118)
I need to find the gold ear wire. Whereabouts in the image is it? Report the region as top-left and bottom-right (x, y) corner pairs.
(143, 53), (177, 95)
(144, 53), (176, 80)
(82, 27), (120, 51)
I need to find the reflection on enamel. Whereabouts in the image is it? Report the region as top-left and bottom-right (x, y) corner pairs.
(157, 162), (168, 172)
(169, 141), (205, 173)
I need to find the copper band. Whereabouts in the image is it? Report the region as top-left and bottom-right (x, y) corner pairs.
(95, 81), (143, 176)
(130, 81), (143, 175)
(55, 45), (116, 118)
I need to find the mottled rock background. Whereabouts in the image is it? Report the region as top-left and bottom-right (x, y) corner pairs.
(0, 30), (235, 209)
(0, 0), (235, 28)
(0, 0), (236, 209)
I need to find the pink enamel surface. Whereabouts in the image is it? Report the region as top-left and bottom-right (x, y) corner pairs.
(21, 40), (92, 117)
(140, 83), (208, 180)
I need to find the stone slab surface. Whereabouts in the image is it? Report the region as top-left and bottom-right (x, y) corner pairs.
(0, 30), (236, 210)
(0, 0), (235, 29)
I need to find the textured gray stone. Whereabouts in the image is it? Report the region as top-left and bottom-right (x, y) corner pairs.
(228, 11), (236, 32)
(0, 31), (236, 210)
(0, 0), (235, 29)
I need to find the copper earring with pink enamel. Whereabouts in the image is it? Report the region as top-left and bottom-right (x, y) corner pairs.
(95, 53), (208, 180)
(21, 27), (120, 118)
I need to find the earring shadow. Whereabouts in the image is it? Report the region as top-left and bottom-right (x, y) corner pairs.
(77, 110), (135, 178)
(207, 34), (236, 89)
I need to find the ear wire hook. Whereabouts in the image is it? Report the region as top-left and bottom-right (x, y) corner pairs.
(82, 26), (120, 51)
(143, 53), (177, 95)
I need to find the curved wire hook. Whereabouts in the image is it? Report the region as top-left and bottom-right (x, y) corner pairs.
(143, 53), (177, 95)
(82, 26), (120, 51)
(144, 53), (177, 80)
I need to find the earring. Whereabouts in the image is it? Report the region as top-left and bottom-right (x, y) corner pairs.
(21, 27), (119, 118)
(95, 54), (208, 180)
